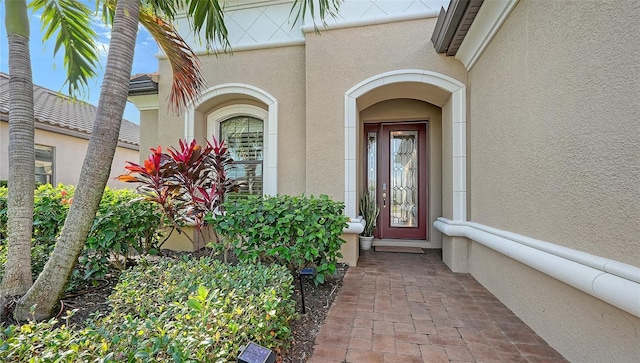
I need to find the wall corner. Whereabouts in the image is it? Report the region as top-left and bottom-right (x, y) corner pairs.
(442, 235), (470, 272)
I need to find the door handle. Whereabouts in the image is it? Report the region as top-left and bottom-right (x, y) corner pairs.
(382, 192), (386, 208)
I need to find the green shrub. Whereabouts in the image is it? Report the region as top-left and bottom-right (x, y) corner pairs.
(208, 194), (349, 285)
(0, 185), (165, 291)
(85, 188), (165, 275)
(0, 184), (74, 285)
(0, 258), (296, 362)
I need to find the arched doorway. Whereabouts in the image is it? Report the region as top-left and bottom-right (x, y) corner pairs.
(344, 70), (467, 247)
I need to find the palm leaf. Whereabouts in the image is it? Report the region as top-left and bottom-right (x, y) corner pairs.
(183, 0), (229, 52)
(100, 0), (206, 112)
(30, 0), (100, 98)
(138, 6), (206, 113)
(290, 0), (342, 31)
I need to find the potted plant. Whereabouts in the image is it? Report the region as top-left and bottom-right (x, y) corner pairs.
(359, 187), (380, 250)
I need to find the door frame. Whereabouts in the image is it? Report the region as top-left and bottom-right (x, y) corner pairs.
(364, 121), (429, 241)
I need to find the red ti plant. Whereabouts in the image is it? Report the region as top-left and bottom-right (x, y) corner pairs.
(118, 136), (238, 244)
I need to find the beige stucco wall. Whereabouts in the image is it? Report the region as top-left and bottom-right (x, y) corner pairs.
(466, 0), (640, 361)
(304, 18), (467, 201)
(0, 123), (138, 189)
(468, 0), (639, 266)
(470, 243), (640, 362)
(155, 45), (307, 195)
(360, 99), (443, 247)
(138, 109), (159, 161)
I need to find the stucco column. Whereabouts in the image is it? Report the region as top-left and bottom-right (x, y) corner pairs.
(442, 235), (470, 272)
(440, 94), (470, 273)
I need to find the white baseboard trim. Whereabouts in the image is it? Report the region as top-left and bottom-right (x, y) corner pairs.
(433, 217), (640, 318)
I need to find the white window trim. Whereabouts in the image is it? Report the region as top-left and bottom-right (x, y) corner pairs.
(207, 105), (268, 195)
(207, 104), (268, 141)
(185, 83), (278, 196)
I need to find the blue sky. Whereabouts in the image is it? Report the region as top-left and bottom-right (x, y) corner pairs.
(0, 1), (159, 124)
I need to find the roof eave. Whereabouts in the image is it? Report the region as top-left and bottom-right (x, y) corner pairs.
(431, 0), (484, 56)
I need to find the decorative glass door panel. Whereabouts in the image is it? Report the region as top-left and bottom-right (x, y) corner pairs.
(365, 123), (428, 240)
(390, 131), (418, 227)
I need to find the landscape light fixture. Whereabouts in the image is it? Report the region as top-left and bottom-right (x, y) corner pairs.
(237, 341), (276, 363)
(298, 267), (316, 314)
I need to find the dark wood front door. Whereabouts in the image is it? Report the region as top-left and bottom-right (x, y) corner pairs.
(365, 122), (428, 240)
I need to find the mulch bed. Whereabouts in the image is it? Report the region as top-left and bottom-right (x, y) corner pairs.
(56, 249), (346, 362)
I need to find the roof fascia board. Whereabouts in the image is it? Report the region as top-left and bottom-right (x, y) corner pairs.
(455, 0), (519, 70)
(432, 0), (470, 53)
(430, 8), (447, 46)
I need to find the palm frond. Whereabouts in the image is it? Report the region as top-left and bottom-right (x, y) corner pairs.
(138, 7), (206, 113)
(290, 0), (342, 32)
(184, 0), (230, 52)
(30, 0), (100, 98)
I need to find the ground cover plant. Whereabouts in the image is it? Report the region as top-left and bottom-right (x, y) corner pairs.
(0, 140), (350, 361)
(0, 258), (297, 362)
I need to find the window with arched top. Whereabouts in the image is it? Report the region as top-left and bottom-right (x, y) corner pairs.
(220, 116), (264, 195)
(207, 104), (269, 196)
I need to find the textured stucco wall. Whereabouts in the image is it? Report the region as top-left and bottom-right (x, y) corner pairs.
(467, 1), (640, 361)
(138, 109), (158, 164)
(155, 45), (307, 195)
(468, 0), (640, 266)
(0, 123), (137, 189)
(470, 243), (640, 362)
(304, 17), (467, 201)
(360, 99), (443, 247)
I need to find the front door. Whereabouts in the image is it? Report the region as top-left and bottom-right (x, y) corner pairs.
(365, 122), (428, 240)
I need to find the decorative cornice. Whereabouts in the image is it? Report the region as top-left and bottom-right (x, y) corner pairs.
(127, 94), (159, 111)
(301, 9), (440, 33)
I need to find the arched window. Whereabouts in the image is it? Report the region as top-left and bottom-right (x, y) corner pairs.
(220, 116), (264, 195)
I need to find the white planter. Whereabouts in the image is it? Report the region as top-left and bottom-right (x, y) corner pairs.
(359, 236), (373, 251)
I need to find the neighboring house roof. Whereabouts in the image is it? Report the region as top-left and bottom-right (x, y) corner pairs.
(129, 73), (159, 96)
(0, 72), (139, 149)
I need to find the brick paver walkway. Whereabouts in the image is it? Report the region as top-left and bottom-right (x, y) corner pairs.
(309, 249), (567, 363)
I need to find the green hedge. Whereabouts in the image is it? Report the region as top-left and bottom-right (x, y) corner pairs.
(0, 258), (296, 362)
(0, 184), (164, 291)
(209, 194), (349, 285)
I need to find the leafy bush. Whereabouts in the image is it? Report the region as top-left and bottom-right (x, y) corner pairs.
(85, 188), (165, 275)
(0, 184), (74, 284)
(0, 185), (164, 291)
(208, 194), (349, 285)
(0, 258), (296, 362)
(118, 138), (238, 245)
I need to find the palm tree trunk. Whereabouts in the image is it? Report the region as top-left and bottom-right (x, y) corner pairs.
(0, 0), (35, 315)
(13, 0), (140, 321)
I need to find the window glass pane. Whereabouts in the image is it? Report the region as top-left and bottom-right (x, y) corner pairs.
(220, 116), (263, 196)
(227, 163), (263, 196)
(35, 144), (54, 185)
(367, 131), (377, 203)
(220, 116), (263, 161)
